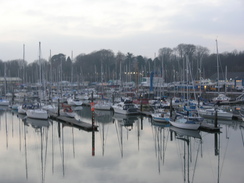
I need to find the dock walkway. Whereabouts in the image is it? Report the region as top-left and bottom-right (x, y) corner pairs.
(49, 112), (98, 132)
(199, 122), (220, 132)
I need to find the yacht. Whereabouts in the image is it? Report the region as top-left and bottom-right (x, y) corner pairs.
(112, 100), (138, 115)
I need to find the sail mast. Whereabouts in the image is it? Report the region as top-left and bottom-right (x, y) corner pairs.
(39, 42), (42, 85)
(23, 44), (25, 83)
(216, 39), (220, 94)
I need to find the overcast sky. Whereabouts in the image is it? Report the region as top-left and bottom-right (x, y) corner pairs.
(0, 0), (243, 63)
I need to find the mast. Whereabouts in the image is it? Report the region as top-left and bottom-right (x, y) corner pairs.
(71, 51), (73, 84)
(23, 44), (25, 84)
(225, 66), (227, 94)
(4, 62), (7, 96)
(161, 55), (164, 97)
(38, 42), (42, 101)
(216, 39), (220, 94)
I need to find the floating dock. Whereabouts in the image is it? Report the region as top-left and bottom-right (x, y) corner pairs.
(49, 112), (98, 132)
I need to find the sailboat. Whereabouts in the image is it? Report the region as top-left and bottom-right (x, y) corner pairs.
(26, 42), (48, 120)
(212, 40), (230, 104)
(169, 115), (200, 130)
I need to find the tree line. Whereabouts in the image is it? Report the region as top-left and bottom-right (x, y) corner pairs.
(0, 43), (244, 84)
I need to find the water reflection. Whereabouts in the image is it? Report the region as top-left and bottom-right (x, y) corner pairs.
(0, 109), (243, 183)
(94, 110), (113, 156)
(151, 122), (170, 173)
(112, 113), (140, 157)
(170, 127), (202, 183)
(26, 118), (50, 183)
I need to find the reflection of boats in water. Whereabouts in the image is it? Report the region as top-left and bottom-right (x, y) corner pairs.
(113, 113), (139, 157)
(95, 110), (114, 156)
(26, 117), (49, 183)
(151, 120), (170, 173)
(95, 110), (113, 123)
(113, 113), (139, 128)
(75, 106), (92, 122)
(170, 126), (202, 183)
(26, 118), (50, 129)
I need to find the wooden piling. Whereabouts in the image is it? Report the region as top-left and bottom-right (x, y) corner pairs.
(214, 109), (218, 128)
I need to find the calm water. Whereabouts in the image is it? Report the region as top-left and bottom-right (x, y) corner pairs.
(0, 106), (243, 183)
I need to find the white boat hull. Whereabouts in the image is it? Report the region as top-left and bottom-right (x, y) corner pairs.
(59, 109), (76, 118)
(169, 121), (200, 130)
(113, 107), (138, 115)
(112, 101), (138, 115)
(170, 126), (201, 139)
(0, 99), (10, 106)
(199, 109), (233, 120)
(18, 105), (27, 114)
(26, 109), (48, 120)
(67, 98), (83, 106)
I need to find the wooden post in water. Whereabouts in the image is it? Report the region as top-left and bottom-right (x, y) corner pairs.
(214, 108), (218, 128)
(198, 95), (200, 108)
(58, 99), (60, 116)
(58, 122), (61, 138)
(140, 94), (142, 112)
(214, 133), (219, 156)
(170, 98), (173, 118)
(170, 130), (173, 141)
(141, 115), (143, 130)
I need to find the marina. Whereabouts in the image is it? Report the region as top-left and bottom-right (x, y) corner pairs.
(1, 0), (244, 182)
(0, 42), (244, 183)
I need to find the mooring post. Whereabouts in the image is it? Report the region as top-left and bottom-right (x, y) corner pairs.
(170, 130), (173, 141)
(214, 108), (218, 128)
(214, 133), (219, 156)
(170, 98), (173, 118)
(140, 94), (142, 112)
(58, 99), (60, 116)
(198, 95), (200, 108)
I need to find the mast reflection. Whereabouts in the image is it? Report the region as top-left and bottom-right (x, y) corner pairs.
(113, 113), (139, 157)
(170, 127), (202, 183)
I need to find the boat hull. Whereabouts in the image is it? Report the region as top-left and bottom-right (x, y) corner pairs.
(199, 109), (233, 120)
(113, 106), (138, 115)
(151, 113), (170, 123)
(18, 105), (27, 114)
(26, 109), (48, 120)
(169, 121), (200, 130)
(0, 99), (9, 106)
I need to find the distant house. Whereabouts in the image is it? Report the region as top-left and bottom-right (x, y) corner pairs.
(0, 77), (22, 86)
